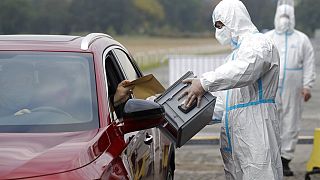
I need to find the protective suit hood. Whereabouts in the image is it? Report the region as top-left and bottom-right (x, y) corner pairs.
(275, 4), (295, 34)
(212, 0), (258, 43)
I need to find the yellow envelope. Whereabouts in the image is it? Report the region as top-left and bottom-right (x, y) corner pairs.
(125, 74), (165, 99)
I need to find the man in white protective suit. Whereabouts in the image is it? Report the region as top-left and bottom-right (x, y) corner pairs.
(265, 0), (316, 176)
(181, 0), (283, 179)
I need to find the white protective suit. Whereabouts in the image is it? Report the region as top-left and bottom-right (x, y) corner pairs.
(265, 4), (316, 160)
(202, 0), (283, 179)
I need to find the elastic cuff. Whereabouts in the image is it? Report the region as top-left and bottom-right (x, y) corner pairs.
(200, 78), (209, 92)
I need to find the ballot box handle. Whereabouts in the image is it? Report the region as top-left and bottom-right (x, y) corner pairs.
(168, 83), (189, 101)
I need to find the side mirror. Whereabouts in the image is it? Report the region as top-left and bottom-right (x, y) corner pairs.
(118, 99), (165, 134)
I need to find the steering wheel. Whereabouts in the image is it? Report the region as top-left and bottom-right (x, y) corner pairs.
(31, 106), (73, 118)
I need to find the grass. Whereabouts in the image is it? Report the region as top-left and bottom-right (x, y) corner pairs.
(114, 35), (230, 70)
(139, 58), (169, 71)
(114, 35), (227, 54)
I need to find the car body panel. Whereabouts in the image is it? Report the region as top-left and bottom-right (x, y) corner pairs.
(0, 34), (174, 180)
(0, 123), (128, 179)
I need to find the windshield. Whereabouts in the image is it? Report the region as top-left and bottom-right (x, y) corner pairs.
(0, 51), (99, 133)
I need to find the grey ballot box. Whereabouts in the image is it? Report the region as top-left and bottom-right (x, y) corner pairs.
(155, 71), (216, 148)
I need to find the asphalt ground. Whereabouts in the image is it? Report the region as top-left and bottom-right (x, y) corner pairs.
(143, 39), (320, 179)
(174, 144), (320, 180)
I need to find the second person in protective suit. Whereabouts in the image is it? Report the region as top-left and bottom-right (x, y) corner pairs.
(181, 0), (283, 179)
(265, 0), (316, 176)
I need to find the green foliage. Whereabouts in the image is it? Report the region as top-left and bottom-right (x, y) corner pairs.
(0, 0), (317, 37)
(295, 0), (320, 36)
(28, 0), (72, 34)
(160, 0), (207, 33)
(242, 0), (277, 31)
(0, 0), (31, 34)
(133, 0), (164, 20)
(0, 0), (212, 35)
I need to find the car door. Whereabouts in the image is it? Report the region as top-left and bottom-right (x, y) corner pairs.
(103, 47), (155, 180)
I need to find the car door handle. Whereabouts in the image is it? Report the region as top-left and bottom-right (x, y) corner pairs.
(144, 133), (153, 145)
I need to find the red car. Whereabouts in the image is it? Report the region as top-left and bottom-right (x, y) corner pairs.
(0, 33), (175, 180)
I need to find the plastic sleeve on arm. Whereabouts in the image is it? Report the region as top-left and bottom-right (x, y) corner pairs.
(200, 47), (272, 92)
(302, 36), (316, 89)
(200, 72), (215, 92)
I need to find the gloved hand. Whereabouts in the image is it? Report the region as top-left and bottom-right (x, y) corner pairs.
(179, 78), (206, 108)
(302, 88), (311, 102)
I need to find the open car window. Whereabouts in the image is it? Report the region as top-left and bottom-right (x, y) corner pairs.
(104, 51), (126, 122)
(105, 48), (141, 122)
(0, 51), (99, 133)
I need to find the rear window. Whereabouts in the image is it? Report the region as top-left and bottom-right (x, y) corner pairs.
(0, 51), (99, 133)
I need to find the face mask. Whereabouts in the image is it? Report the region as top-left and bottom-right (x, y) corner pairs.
(278, 16), (290, 33)
(215, 26), (232, 45)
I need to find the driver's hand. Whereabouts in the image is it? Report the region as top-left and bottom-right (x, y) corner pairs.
(114, 80), (133, 107)
(179, 78), (205, 108)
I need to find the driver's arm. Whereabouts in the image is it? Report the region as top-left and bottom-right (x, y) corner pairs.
(110, 80), (133, 118)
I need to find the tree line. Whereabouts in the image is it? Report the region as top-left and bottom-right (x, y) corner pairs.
(0, 0), (318, 37)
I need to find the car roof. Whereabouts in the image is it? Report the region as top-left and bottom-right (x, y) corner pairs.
(0, 35), (80, 42)
(0, 33), (117, 52)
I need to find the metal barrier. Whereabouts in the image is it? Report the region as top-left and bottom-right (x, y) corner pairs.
(168, 54), (227, 85)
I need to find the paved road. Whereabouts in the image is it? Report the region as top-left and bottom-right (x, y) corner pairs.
(174, 144), (320, 180)
(143, 39), (320, 179)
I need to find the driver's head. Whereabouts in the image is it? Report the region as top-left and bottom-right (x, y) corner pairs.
(0, 62), (35, 112)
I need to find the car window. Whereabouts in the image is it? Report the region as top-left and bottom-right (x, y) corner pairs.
(113, 49), (139, 81)
(0, 51), (99, 133)
(104, 51), (127, 122)
(104, 49), (142, 123)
